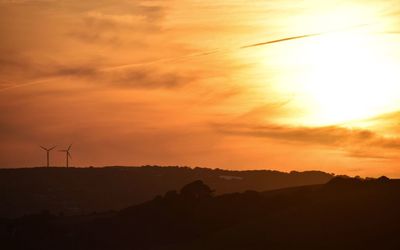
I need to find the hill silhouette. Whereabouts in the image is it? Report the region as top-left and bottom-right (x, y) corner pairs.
(0, 166), (332, 218)
(2, 176), (400, 250)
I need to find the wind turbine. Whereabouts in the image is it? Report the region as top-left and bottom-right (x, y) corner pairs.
(40, 145), (57, 167)
(59, 144), (72, 168)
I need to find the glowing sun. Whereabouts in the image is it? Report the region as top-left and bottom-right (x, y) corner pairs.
(298, 30), (400, 125)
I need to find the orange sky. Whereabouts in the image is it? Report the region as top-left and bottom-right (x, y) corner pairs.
(1, 0), (400, 177)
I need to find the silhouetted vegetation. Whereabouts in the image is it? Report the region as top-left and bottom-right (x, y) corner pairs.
(2, 176), (400, 250)
(0, 166), (332, 218)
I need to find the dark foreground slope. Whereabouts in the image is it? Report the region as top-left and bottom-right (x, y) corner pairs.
(0, 166), (332, 218)
(1, 177), (400, 250)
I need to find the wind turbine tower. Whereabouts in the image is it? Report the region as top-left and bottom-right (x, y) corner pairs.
(40, 146), (56, 167)
(59, 144), (72, 168)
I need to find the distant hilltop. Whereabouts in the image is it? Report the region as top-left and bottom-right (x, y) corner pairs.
(0, 166), (333, 218)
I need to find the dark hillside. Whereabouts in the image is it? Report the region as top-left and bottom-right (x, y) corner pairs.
(0, 166), (332, 218)
(2, 176), (400, 250)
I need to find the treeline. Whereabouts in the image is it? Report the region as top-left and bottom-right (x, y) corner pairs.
(0, 166), (333, 218)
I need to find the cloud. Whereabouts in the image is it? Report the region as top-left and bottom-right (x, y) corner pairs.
(0, 0), (194, 91)
(368, 111), (400, 122)
(104, 69), (193, 89)
(69, 2), (166, 45)
(214, 122), (400, 159)
(0, 55), (197, 90)
(50, 63), (194, 89)
(358, 111), (400, 136)
(346, 150), (393, 160)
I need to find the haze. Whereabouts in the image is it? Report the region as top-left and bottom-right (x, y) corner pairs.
(1, 0), (400, 177)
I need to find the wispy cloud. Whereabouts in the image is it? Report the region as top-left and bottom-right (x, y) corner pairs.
(214, 122), (400, 159)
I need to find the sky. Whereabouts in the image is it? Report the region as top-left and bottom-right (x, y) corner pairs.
(1, 0), (400, 177)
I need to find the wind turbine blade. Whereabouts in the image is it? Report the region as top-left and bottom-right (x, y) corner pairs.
(67, 144), (72, 151)
(49, 146), (57, 151)
(40, 146), (47, 151)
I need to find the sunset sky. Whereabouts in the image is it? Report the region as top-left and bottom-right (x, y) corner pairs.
(1, 0), (400, 177)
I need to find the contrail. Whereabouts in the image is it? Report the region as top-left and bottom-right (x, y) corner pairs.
(0, 23), (373, 92)
(241, 23), (372, 49)
(101, 49), (221, 71)
(240, 33), (322, 49)
(103, 33), (324, 71)
(104, 23), (370, 71)
(0, 78), (55, 92)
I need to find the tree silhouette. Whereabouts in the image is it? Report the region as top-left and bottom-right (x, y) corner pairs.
(180, 180), (214, 199)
